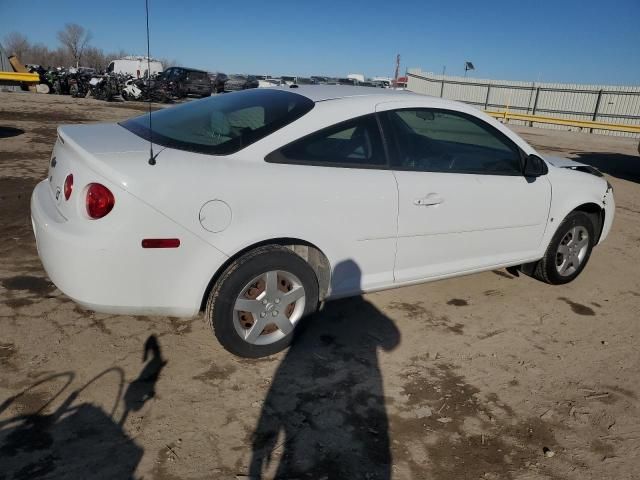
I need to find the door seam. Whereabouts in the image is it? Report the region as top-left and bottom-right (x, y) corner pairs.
(390, 170), (400, 283)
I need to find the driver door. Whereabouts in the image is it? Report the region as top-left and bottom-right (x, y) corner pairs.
(378, 106), (551, 283)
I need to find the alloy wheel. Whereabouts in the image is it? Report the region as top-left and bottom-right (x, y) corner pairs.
(555, 226), (589, 276)
(233, 270), (306, 345)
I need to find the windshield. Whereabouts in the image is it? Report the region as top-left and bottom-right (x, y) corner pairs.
(120, 89), (314, 155)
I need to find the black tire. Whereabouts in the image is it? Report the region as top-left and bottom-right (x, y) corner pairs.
(533, 211), (595, 285)
(205, 245), (319, 358)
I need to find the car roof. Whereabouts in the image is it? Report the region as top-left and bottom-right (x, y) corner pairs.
(275, 85), (482, 114)
(271, 85), (424, 102)
(174, 67), (208, 73)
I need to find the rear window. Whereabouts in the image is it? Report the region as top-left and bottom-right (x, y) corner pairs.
(120, 89), (314, 155)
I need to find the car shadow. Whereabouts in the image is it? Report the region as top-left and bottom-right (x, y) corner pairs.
(571, 151), (640, 184)
(249, 260), (400, 479)
(0, 126), (24, 139)
(0, 334), (166, 479)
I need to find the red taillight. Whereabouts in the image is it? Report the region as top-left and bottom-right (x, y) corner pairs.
(64, 174), (73, 200)
(141, 238), (181, 248)
(86, 183), (115, 219)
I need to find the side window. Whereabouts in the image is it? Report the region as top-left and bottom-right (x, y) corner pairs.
(383, 109), (522, 175)
(267, 114), (385, 167)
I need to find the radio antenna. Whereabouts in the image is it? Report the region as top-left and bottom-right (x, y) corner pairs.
(145, 0), (158, 165)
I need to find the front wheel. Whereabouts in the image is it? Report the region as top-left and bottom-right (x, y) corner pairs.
(533, 211), (595, 285)
(205, 245), (319, 357)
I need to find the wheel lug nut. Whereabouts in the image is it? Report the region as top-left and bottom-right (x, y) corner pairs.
(272, 311), (278, 316)
(275, 298), (280, 304)
(262, 299), (268, 305)
(260, 312), (266, 318)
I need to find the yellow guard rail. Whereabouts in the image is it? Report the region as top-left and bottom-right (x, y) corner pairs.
(486, 110), (640, 134)
(0, 71), (40, 83)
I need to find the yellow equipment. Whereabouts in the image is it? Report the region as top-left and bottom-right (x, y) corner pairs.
(0, 54), (39, 86)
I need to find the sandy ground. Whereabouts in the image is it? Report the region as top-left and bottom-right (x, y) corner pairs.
(0, 91), (639, 480)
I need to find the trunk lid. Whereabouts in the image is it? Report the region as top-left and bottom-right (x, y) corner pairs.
(48, 123), (153, 219)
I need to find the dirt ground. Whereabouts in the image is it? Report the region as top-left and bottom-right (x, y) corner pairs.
(1, 91), (639, 480)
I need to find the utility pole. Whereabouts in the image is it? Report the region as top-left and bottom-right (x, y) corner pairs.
(394, 54), (400, 87)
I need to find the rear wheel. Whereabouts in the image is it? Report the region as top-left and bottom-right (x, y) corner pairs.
(205, 245), (319, 357)
(533, 211), (595, 285)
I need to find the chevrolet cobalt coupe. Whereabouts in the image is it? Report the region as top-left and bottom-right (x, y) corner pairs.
(31, 86), (615, 357)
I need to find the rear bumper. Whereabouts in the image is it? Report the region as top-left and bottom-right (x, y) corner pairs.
(31, 179), (226, 317)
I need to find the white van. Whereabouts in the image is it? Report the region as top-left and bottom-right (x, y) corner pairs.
(106, 56), (163, 78)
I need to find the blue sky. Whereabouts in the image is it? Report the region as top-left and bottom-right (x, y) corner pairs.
(1, 0), (639, 85)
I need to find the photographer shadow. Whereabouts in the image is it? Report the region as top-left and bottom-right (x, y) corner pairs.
(249, 260), (400, 479)
(0, 335), (165, 479)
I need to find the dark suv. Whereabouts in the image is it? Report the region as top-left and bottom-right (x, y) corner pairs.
(208, 72), (228, 94)
(161, 67), (212, 98)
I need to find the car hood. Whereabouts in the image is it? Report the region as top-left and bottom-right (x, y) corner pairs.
(544, 155), (587, 168)
(544, 155), (604, 178)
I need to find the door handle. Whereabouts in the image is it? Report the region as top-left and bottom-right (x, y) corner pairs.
(414, 194), (443, 206)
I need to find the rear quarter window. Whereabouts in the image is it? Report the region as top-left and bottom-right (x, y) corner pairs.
(266, 114), (386, 168)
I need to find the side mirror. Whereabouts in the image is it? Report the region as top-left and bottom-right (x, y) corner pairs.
(523, 154), (548, 177)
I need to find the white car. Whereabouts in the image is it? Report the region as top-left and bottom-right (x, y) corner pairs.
(31, 86), (615, 357)
(257, 79), (282, 88)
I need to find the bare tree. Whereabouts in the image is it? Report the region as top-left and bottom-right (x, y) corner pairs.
(3, 32), (30, 61)
(25, 43), (51, 67)
(57, 23), (92, 67)
(105, 49), (129, 63)
(157, 57), (178, 69)
(3, 27), (177, 73)
(83, 46), (107, 71)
